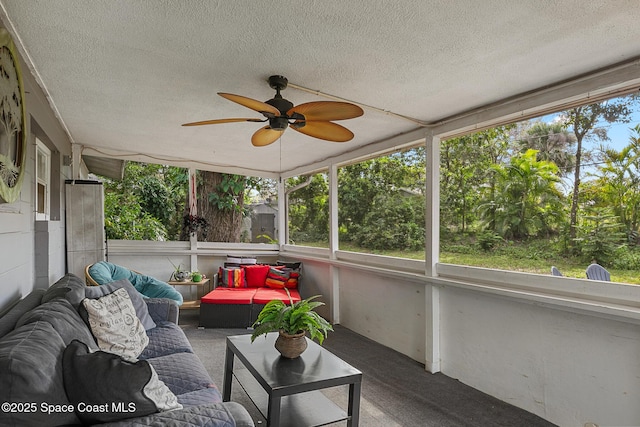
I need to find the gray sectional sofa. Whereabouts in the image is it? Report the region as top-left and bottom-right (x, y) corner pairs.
(0, 273), (254, 427)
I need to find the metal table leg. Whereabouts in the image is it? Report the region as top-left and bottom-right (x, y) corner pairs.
(267, 394), (282, 426)
(347, 381), (361, 426)
(222, 344), (234, 401)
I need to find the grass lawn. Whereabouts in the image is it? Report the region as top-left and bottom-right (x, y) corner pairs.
(298, 241), (640, 285)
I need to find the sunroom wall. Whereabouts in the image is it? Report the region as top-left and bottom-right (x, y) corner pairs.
(0, 38), (74, 311)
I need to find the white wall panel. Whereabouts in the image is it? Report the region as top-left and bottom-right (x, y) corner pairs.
(338, 267), (426, 362)
(440, 286), (640, 427)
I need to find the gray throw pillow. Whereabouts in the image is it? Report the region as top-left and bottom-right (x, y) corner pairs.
(84, 279), (156, 330)
(42, 273), (86, 309)
(62, 340), (182, 424)
(16, 298), (98, 351)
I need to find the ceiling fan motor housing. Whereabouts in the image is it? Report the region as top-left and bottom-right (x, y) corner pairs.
(269, 116), (290, 131)
(265, 96), (294, 115)
(266, 75), (299, 130)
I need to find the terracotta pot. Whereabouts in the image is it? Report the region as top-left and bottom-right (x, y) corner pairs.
(275, 330), (307, 358)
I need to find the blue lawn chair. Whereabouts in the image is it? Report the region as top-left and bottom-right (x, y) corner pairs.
(551, 266), (563, 276)
(585, 263), (610, 281)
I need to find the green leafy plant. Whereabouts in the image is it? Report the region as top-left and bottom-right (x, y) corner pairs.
(251, 289), (333, 345)
(168, 258), (191, 281)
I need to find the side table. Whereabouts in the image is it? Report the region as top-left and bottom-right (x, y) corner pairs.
(168, 278), (210, 309)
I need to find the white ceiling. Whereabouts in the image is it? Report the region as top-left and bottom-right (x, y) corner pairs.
(2, 0), (640, 178)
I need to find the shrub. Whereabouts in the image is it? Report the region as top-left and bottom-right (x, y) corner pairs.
(350, 193), (425, 251)
(477, 231), (502, 251)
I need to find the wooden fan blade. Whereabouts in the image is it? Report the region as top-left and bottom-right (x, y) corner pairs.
(182, 118), (265, 126)
(288, 101), (363, 121)
(218, 93), (280, 116)
(251, 126), (284, 147)
(291, 120), (354, 142)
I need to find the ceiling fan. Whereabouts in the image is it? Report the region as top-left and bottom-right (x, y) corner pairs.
(182, 75), (364, 147)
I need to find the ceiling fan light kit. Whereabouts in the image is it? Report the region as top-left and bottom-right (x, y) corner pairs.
(183, 75), (363, 147)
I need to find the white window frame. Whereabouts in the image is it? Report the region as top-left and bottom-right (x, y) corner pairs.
(35, 138), (51, 220)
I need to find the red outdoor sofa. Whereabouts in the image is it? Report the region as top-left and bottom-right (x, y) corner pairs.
(199, 260), (302, 328)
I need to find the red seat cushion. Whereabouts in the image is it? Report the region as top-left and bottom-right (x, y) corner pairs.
(201, 288), (256, 305)
(252, 288), (301, 304)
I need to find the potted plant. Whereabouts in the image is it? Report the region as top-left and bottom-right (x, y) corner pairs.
(191, 271), (203, 282)
(168, 259), (191, 282)
(251, 289), (333, 358)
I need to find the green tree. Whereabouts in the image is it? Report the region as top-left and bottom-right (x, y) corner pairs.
(518, 121), (576, 177)
(191, 172), (247, 242)
(440, 127), (512, 232)
(350, 192), (425, 250)
(338, 148), (425, 244)
(573, 207), (625, 266)
(104, 191), (167, 240)
(340, 151), (423, 226)
(561, 96), (636, 244)
(592, 124), (640, 243)
(102, 162), (187, 240)
(479, 149), (563, 239)
(287, 173), (329, 243)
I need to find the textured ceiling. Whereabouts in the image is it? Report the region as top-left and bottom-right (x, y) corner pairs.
(2, 0), (640, 177)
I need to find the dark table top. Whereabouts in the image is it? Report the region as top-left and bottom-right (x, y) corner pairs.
(227, 332), (362, 394)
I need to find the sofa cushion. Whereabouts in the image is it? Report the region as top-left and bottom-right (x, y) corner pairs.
(219, 267), (246, 288)
(16, 297), (98, 350)
(252, 288), (302, 305)
(89, 261), (184, 305)
(242, 264), (270, 288)
(84, 278), (156, 330)
(226, 255), (256, 266)
(264, 266), (290, 289)
(0, 321), (81, 426)
(147, 352), (219, 397)
(0, 289), (45, 339)
(276, 260), (302, 269)
(82, 287), (149, 360)
(41, 273), (86, 309)
(201, 288), (256, 305)
(175, 387), (224, 406)
(63, 340), (182, 424)
(97, 403), (237, 427)
(284, 269), (300, 289)
(145, 298), (180, 324)
(139, 320), (193, 359)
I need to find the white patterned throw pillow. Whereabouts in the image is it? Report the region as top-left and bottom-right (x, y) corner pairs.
(144, 364), (182, 411)
(82, 287), (149, 360)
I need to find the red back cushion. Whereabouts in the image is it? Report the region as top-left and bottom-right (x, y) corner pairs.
(242, 264), (270, 288)
(284, 270), (300, 289)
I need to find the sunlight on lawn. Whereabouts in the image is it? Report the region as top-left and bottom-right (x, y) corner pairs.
(297, 241), (640, 285)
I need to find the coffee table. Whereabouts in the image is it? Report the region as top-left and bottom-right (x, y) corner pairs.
(223, 332), (362, 427)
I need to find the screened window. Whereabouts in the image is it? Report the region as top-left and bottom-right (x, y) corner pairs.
(439, 93), (640, 284)
(286, 172), (329, 248)
(35, 138), (50, 220)
(337, 147), (425, 259)
(101, 162), (188, 241)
